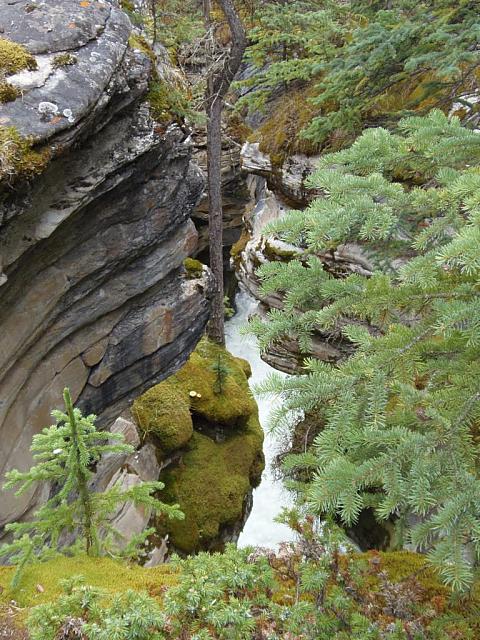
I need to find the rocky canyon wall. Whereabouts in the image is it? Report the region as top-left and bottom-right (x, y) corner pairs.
(0, 0), (211, 531)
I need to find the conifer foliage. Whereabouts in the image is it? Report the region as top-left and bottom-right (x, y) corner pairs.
(251, 111), (480, 590)
(238, 1), (480, 148)
(0, 389), (182, 584)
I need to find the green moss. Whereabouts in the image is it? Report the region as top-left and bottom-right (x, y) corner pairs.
(133, 338), (264, 553)
(158, 413), (264, 553)
(258, 86), (321, 164)
(0, 81), (20, 103)
(132, 382), (193, 454)
(0, 38), (37, 76)
(121, 0), (135, 11)
(183, 257), (204, 279)
(362, 551), (480, 634)
(0, 555), (177, 609)
(147, 79), (193, 124)
(176, 338), (256, 427)
(134, 338), (256, 436)
(128, 34), (156, 63)
(0, 126), (50, 183)
(52, 53), (77, 69)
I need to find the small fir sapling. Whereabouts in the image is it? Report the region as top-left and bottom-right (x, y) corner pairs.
(0, 388), (183, 586)
(211, 353), (230, 395)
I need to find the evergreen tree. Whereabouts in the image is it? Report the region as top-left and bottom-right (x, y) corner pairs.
(211, 353), (231, 394)
(237, 1), (480, 150)
(0, 389), (182, 583)
(251, 110), (480, 590)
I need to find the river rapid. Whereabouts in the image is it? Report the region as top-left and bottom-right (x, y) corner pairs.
(225, 288), (296, 548)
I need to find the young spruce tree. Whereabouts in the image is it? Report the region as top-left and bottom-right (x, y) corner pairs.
(0, 388), (182, 585)
(251, 110), (480, 591)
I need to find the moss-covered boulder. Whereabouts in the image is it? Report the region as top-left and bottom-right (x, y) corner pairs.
(132, 338), (264, 553)
(134, 338), (256, 442)
(132, 382), (193, 454)
(158, 413), (264, 554)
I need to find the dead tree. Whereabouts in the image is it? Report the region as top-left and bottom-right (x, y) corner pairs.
(204, 0), (247, 345)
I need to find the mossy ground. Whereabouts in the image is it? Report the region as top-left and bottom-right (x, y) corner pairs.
(1, 549), (478, 638)
(255, 86), (322, 165)
(357, 551), (480, 636)
(0, 556), (177, 610)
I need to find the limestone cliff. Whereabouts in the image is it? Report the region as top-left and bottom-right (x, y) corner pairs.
(0, 1), (211, 531)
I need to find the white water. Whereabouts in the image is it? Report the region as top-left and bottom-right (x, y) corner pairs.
(225, 288), (296, 548)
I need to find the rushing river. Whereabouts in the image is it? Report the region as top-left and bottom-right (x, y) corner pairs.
(225, 288), (296, 548)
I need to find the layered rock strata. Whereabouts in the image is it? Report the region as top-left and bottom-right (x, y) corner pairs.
(235, 156), (374, 373)
(0, 1), (211, 532)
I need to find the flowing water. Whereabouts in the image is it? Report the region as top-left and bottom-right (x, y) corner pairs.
(225, 288), (296, 548)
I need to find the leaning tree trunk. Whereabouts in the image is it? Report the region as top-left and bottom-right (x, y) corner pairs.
(205, 0), (247, 345)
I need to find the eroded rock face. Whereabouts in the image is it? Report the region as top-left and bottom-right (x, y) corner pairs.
(0, 1), (211, 532)
(241, 142), (321, 208)
(191, 127), (251, 257)
(235, 173), (373, 374)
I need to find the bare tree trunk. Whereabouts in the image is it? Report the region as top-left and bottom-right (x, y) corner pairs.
(150, 0), (158, 44)
(204, 0), (247, 345)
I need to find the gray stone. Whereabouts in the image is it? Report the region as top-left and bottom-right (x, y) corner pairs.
(241, 142), (322, 207)
(111, 416), (140, 449)
(0, 1), (212, 534)
(125, 443), (160, 482)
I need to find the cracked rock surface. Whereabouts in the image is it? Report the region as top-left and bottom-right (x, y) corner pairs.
(0, 0), (211, 532)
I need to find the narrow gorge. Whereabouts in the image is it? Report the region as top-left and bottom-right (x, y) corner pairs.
(1, 1), (479, 638)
